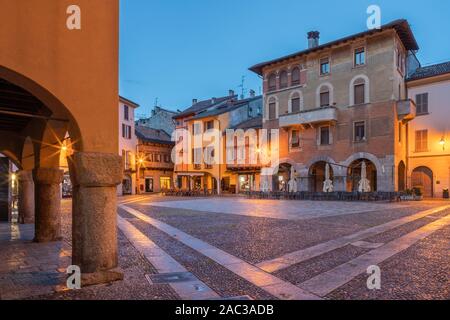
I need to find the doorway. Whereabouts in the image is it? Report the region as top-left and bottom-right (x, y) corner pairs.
(145, 178), (154, 193)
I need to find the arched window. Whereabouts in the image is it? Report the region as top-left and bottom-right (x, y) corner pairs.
(291, 67), (300, 86)
(349, 75), (370, 106)
(316, 83), (334, 108)
(268, 97), (277, 120)
(279, 70), (288, 89)
(268, 73), (277, 92)
(320, 87), (330, 107)
(354, 79), (365, 105)
(289, 91), (302, 113)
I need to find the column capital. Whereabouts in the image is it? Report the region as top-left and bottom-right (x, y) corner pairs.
(69, 152), (122, 187)
(17, 170), (33, 183)
(33, 168), (64, 185)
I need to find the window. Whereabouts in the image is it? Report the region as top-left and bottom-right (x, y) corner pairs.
(416, 93), (429, 115)
(279, 71), (288, 89)
(291, 130), (300, 149)
(320, 57), (330, 75)
(354, 47), (365, 66)
(268, 73), (277, 91)
(320, 90), (330, 107)
(192, 148), (202, 169)
(124, 105), (129, 121)
(164, 155), (170, 163)
(354, 82), (365, 105)
(291, 67), (300, 86)
(268, 102), (277, 120)
(122, 124), (132, 139)
(205, 120), (214, 131)
(193, 123), (201, 135)
(320, 126), (330, 145)
(354, 121), (366, 142)
(291, 97), (301, 113)
(415, 130), (428, 152)
(154, 154), (161, 162)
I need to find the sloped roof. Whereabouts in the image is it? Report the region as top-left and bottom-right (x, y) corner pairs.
(231, 116), (263, 130)
(249, 19), (419, 75)
(191, 96), (262, 120)
(173, 95), (236, 119)
(407, 61), (450, 81)
(135, 126), (174, 145)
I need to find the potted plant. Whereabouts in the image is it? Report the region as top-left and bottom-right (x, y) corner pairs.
(400, 189), (415, 201)
(413, 187), (423, 201)
(443, 189), (449, 199)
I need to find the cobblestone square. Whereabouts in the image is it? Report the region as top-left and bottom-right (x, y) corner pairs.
(1, 196), (448, 300)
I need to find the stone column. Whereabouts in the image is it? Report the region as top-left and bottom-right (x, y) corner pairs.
(33, 168), (64, 242)
(69, 152), (123, 286)
(18, 171), (35, 224)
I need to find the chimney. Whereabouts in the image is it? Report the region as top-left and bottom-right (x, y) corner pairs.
(307, 31), (320, 49)
(229, 89), (235, 97)
(192, 98), (198, 105)
(249, 89), (256, 98)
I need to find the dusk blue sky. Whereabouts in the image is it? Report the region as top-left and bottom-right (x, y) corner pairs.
(119, 0), (450, 118)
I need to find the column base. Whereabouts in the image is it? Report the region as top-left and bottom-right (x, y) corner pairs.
(81, 268), (124, 287)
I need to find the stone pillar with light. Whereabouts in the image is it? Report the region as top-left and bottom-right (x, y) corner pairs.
(69, 152), (123, 286)
(18, 171), (35, 224)
(33, 168), (64, 242)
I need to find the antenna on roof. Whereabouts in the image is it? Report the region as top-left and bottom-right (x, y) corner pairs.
(154, 97), (159, 107)
(238, 76), (246, 100)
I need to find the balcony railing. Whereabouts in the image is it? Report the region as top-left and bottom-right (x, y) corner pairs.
(397, 99), (416, 121)
(279, 106), (338, 128)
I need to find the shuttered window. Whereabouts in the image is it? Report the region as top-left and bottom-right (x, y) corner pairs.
(279, 71), (288, 89)
(354, 47), (365, 66)
(416, 93), (429, 115)
(320, 91), (330, 107)
(291, 97), (300, 113)
(320, 57), (330, 75)
(415, 130), (428, 152)
(354, 83), (365, 105)
(291, 68), (300, 85)
(268, 74), (277, 91)
(320, 126), (330, 145)
(268, 103), (277, 120)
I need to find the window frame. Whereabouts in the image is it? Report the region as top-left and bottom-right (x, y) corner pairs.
(291, 67), (301, 86)
(415, 93), (429, 115)
(354, 47), (366, 67)
(320, 90), (330, 108)
(320, 57), (330, 76)
(354, 82), (366, 105)
(415, 129), (429, 153)
(319, 126), (331, 146)
(268, 73), (277, 92)
(290, 129), (300, 149)
(353, 121), (366, 143)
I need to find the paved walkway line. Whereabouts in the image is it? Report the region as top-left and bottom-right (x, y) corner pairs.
(119, 205), (320, 300)
(297, 213), (450, 297)
(119, 196), (151, 205)
(117, 216), (220, 300)
(257, 205), (450, 273)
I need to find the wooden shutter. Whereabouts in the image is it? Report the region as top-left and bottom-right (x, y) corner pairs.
(320, 91), (330, 107)
(354, 84), (365, 104)
(300, 69), (307, 85)
(291, 97), (300, 113)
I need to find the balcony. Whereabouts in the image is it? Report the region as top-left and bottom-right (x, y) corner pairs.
(397, 99), (416, 121)
(279, 107), (338, 128)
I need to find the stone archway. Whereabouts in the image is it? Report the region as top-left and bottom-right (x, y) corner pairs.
(347, 159), (378, 192)
(0, 66), (122, 284)
(412, 166), (434, 198)
(309, 161), (334, 192)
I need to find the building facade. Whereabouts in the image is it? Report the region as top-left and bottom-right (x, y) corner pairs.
(136, 106), (179, 135)
(135, 126), (174, 193)
(407, 62), (450, 198)
(249, 20), (418, 193)
(118, 96), (140, 195)
(173, 91), (263, 194)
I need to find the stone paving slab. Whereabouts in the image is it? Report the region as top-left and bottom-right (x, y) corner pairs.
(120, 205), (320, 300)
(298, 213), (450, 297)
(118, 215), (219, 300)
(145, 198), (408, 220)
(257, 205), (450, 273)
